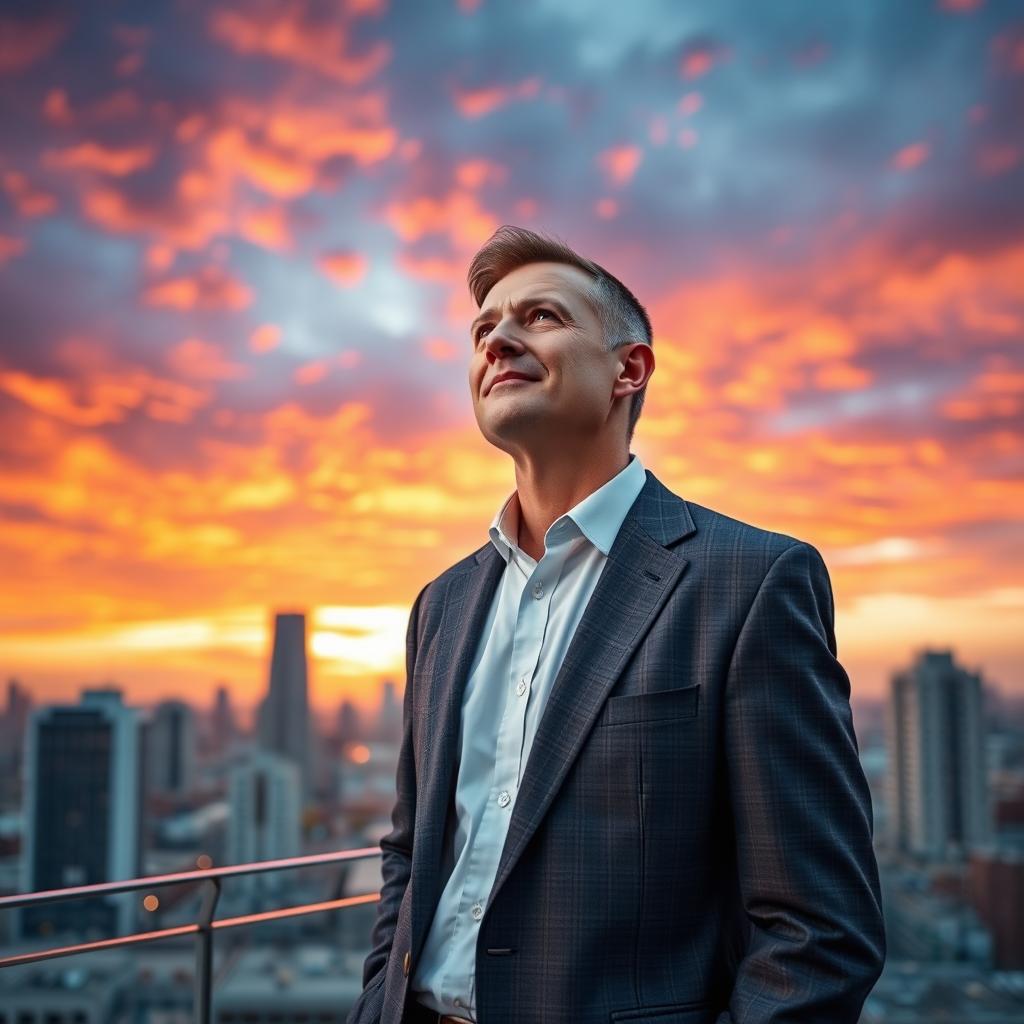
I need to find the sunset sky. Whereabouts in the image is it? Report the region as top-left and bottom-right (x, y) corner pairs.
(1, 0), (1021, 718)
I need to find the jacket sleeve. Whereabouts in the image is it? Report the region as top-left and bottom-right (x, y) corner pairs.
(716, 541), (886, 1023)
(347, 583), (428, 1024)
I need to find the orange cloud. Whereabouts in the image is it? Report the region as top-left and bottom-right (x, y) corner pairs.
(249, 324), (282, 353)
(598, 145), (643, 187)
(452, 76), (541, 118)
(679, 41), (729, 80)
(225, 92), (398, 169)
(2, 171), (57, 217)
(455, 158), (508, 189)
(0, 363), (211, 428)
(890, 141), (931, 170)
(385, 189), (498, 248)
(206, 125), (318, 198)
(42, 88), (72, 124)
(238, 205), (293, 250)
(423, 337), (459, 361)
(208, 3), (392, 84)
(76, 90), (395, 250)
(397, 251), (463, 283)
(43, 141), (157, 176)
(319, 249), (368, 285)
(166, 338), (251, 381)
(942, 358), (1024, 421)
(294, 359), (330, 385)
(144, 266), (253, 311)
(83, 184), (228, 249)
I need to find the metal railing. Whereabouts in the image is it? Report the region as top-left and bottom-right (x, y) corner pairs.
(0, 847), (382, 1023)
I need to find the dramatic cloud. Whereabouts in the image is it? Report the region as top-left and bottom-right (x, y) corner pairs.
(0, 0), (1021, 710)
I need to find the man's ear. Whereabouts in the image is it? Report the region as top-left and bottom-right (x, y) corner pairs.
(612, 342), (655, 400)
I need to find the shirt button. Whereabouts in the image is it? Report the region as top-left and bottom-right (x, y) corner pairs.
(455, 998), (463, 1007)
(471, 902), (483, 920)
(532, 582), (544, 599)
(516, 678), (528, 697)
(497, 790), (511, 807)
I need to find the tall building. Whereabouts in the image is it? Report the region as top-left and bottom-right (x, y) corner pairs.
(257, 611), (312, 799)
(146, 699), (196, 797)
(20, 688), (143, 938)
(0, 678), (32, 805)
(336, 699), (362, 745)
(211, 684), (238, 747)
(226, 748), (301, 902)
(886, 649), (991, 861)
(376, 679), (402, 744)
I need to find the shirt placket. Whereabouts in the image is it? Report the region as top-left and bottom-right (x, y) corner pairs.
(459, 543), (568, 1012)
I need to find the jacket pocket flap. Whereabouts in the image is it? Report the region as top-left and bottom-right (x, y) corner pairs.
(601, 683), (700, 726)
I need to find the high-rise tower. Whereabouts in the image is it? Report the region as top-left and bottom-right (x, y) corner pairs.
(886, 649), (990, 861)
(257, 611), (312, 799)
(21, 688), (143, 938)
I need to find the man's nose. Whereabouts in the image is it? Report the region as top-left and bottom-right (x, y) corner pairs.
(483, 322), (525, 361)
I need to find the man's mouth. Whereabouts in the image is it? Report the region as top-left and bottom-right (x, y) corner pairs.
(487, 372), (538, 395)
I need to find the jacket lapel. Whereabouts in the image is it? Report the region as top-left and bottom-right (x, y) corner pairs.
(488, 471), (695, 908)
(411, 544), (503, 951)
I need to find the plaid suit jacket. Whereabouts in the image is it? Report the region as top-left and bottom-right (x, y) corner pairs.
(347, 470), (885, 1024)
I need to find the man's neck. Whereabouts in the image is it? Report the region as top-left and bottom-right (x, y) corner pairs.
(510, 445), (630, 562)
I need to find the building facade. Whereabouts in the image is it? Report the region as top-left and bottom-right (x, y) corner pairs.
(886, 649), (991, 860)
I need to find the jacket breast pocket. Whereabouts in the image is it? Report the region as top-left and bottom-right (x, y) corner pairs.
(597, 683), (700, 727)
(610, 1000), (710, 1022)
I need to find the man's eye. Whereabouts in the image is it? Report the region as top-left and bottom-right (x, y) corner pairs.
(531, 308), (557, 323)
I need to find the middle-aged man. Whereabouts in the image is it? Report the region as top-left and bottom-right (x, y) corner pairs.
(347, 225), (886, 1024)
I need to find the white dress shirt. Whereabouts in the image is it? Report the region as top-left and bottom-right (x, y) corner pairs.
(411, 453), (647, 1020)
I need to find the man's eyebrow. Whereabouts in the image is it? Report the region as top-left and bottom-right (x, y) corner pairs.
(470, 295), (575, 335)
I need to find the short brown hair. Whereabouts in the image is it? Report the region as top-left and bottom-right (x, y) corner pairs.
(467, 224), (653, 443)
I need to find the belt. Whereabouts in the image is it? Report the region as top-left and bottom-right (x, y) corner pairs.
(406, 999), (473, 1024)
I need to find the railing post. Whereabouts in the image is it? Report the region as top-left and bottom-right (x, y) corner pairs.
(195, 876), (222, 1024)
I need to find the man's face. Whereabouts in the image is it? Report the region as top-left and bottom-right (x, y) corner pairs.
(468, 261), (623, 453)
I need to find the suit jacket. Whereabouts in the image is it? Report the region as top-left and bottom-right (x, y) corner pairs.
(347, 470), (885, 1024)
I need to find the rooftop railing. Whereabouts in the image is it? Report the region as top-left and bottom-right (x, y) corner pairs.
(0, 847), (383, 1023)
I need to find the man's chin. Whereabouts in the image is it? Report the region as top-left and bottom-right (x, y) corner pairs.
(476, 409), (549, 453)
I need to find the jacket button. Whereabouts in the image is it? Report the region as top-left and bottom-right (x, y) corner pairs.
(403, 951), (411, 976)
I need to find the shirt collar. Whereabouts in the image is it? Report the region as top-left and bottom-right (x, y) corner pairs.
(488, 453), (647, 561)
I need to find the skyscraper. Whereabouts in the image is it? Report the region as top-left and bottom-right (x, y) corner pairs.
(146, 699), (196, 798)
(226, 747), (301, 903)
(0, 678), (32, 805)
(886, 649), (991, 861)
(257, 611), (312, 799)
(211, 683), (238, 749)
(20, 688), (143, 938)
(376, 679), (402, 744)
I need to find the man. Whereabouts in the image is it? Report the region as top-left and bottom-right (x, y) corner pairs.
(347, 225), (885, 1024)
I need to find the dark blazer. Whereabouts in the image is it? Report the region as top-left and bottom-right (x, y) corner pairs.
(347, 470), (885, 1024)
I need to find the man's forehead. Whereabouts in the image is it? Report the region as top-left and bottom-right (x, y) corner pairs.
(480, 262), (594, 310)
